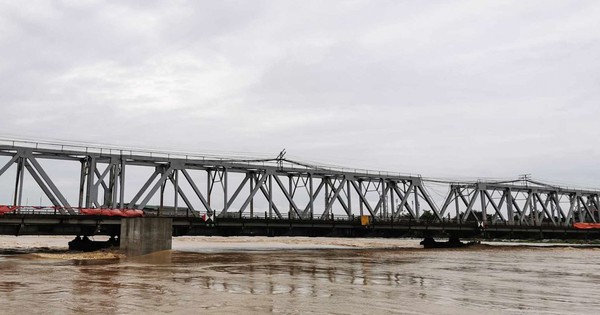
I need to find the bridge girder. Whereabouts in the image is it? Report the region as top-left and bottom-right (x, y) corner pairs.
(0, 143), (439, 222)
(441, 183), (600, 226)
(2, 141), (599, 226)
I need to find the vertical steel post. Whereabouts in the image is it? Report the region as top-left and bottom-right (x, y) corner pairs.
(380, 178), (386, 219)
(324, 178), (330, 219)
(12, 157), (20, 207)
(592, 195), (600, 222)
(289, 175), (293, 218)
(348, 179), (353, 218)
(17, 158), (24, 207)
(532, 193), (538, 226)
(577, 196), (583, 222)
(268, 174), (273, 219)
(174, 170), (179, 213)
(359, 181), (364, 216)
(111, 163), (118, 208)
(105, 163), (116, 207)
(567, 194), (576, 224)
(480, 190), (487, 223)
(389, 182), (395, 220)
(550, 193), (556, 222)
(159, 179), (165, 215)
(507, 189), (514, 225)
(85, 157), (96, 208)
(309, 174), (314, 219)
(223, 168), (228, 214)
(249, 174), (254, 218)
(555, 193), (562, 224)
(207, 169), (212, 208)
(414, 186), (420, 222)
(13, 157), (24, 207)
(119, 158), (126, 209)
(78, 159), (86, 209)
(454, 187), (460, 223)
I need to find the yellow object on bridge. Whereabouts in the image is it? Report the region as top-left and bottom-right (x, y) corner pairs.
(360, 215), (372, 226)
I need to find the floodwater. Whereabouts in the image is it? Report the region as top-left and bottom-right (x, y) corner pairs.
(1, 236), (599, 315)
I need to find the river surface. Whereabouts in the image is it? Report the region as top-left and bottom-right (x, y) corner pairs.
(0, 236), (599, 314)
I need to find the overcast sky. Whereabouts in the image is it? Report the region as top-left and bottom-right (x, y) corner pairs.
(1, 0), (600, 189)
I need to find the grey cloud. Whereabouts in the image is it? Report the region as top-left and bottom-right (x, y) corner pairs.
(1, 0), (600, 193)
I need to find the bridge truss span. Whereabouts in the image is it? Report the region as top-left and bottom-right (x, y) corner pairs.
(440, 181), (600, 227)
(0, 141), (442, 222)
(1, 139), (599, 228)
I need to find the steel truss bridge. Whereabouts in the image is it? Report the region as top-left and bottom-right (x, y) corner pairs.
(0, 139), (599, 239)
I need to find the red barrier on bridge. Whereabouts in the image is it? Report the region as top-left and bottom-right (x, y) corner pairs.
(80, 208), (144, 218)
(573, 223), (600, 229)
(0, 205), (18, 215)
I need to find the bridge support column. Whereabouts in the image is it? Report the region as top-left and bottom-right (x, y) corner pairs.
(120, 218), (173, 256)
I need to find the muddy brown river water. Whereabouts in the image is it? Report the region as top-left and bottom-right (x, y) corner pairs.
(0, 236), (599, 314)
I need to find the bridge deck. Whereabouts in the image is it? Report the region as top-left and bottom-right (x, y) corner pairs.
(1, 214), (598, 240)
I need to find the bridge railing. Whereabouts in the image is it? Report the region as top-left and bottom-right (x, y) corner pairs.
(0, 205), (579, 228)
(1, 206), (61, 215)
(0, 138), (419, 178)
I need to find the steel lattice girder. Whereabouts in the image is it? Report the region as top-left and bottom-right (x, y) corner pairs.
(2, 142), (599, 225)
(0, 144), (440, 221)
(441, 183), (600, 226)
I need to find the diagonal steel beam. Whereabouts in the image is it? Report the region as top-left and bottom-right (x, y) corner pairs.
(136, 166), (174, 210)
(541, 193), (553, 222)
(129, 168), (160, 207)
(92, 164), (112, 206)
(273, 174), (302, 218)
(94, 166), (110, 190)
(372, 183), (390, 216)
(350, 180), (376, 217)
(483, 190), (507, 222)
(511, 195), (523, 218)
(321, 177), (347, 219)
(255, 175), (283, 219)
(391, 184), (415, 218)
(565, 195), (576, 223)
(587, 195), (599, 222)
(236, 172), (269, 216)
(23, 161), (67, 214)
(551, 193), (566, 223)
(461, 188), (479, 223)
(518, 192), (533, 225)
(181, 169), (213, 215)
(224, 174), (251, 212)
(497, 192), (506, 210)
(168, 175), (198, 217)
(534, 193), (556, 225)
(0, 154), (19, 177)
(27, 155), (74, 214)
(457, 188), (471, 208)
(417, 185), (443, 221)
(302, 179), (325, 217)
(578, 195), (596, 223)
(494, 191), (508, 223)
(439, 188), (454, 218)
(458, 188), (469, 207)
(325, 177), (350, 216)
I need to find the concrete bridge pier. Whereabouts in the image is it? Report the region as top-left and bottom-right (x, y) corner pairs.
(120, 218), (173, 256)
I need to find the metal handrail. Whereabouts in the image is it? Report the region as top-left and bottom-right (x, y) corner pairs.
(0, 138), (420, 178)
